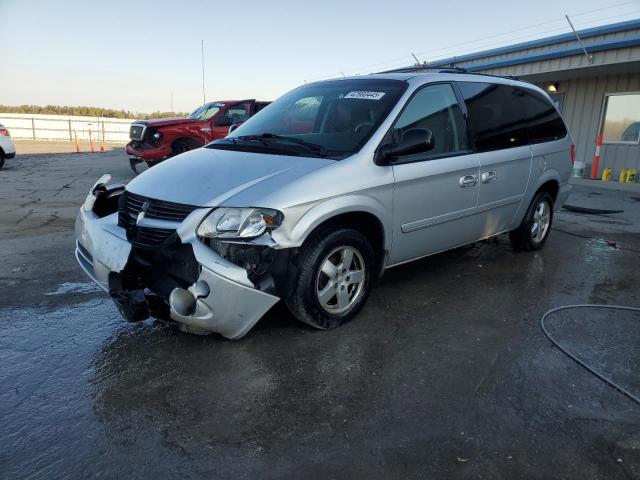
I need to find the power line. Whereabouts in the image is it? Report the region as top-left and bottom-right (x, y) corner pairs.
(412, 2), (639, 67)
(304, 2), (640, 82)
(362, 12), (637, 75)
(373, 10), (640, 74)
(572, 0), (640, 17)
(311, 11), (640, 80)
(413, 9), (639, 60)
(406, 10), (640, 68)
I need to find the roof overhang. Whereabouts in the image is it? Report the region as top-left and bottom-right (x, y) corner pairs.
(465, 35), (640, 72)
(428, 18), (640, 67)
(520, 59), (640, 82)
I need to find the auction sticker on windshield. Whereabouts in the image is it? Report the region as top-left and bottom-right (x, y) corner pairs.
(344, 91), (386, 100)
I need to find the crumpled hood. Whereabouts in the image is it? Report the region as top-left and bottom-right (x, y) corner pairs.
(136, 117), (200, 128)
(125, 147), (334, 207)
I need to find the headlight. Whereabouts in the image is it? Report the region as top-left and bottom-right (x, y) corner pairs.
(197, 207), (282, 239)
(82, 174), (112, 212)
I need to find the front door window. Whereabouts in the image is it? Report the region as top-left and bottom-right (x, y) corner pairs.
(392, 83), (469, 161)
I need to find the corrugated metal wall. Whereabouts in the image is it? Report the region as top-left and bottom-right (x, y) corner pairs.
(483, 45), (640, 78)
(558, 73), (640, 177)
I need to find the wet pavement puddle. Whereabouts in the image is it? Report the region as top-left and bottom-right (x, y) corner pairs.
(45, 282), (103, 295)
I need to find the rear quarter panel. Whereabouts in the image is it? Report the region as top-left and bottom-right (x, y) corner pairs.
(511, 135), (573, 228)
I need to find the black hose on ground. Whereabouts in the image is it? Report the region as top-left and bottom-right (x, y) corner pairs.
(562, 204), (624, 214)
(541, 304), (640, 406)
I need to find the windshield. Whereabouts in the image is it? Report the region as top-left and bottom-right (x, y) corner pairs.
(213, 79), (407, 158)
(188, 102), (225, 121)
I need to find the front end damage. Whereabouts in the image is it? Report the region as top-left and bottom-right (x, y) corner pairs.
(74, 176), (289, 339)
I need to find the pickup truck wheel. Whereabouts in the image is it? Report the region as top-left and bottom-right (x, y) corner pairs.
(509, 191), (554, 251)
(172, 139), (197, 156)
(286, 227), (374, 329)
(0, 150), (4, 169)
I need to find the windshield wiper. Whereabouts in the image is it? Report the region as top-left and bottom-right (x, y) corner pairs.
(236, 133), (327, 157)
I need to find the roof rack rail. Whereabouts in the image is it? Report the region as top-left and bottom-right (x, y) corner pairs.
(376, 66), (468, 74)
(376, 65), (522, 81)
(462, 71), (521, 81)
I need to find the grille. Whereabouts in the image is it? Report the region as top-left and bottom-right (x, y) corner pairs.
(118, 191), (198, 248)
(129, 124), (146, 141)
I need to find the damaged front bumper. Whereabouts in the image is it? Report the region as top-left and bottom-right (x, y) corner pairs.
(126, 142), (172, 163)
(74, 192), (280, 340)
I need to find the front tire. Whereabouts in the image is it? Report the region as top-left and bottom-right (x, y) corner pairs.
(286, 228), (375, 329)
(509, 191), (554, 250)
(172, 139), (199, 156)
(0, 150), (5, 169)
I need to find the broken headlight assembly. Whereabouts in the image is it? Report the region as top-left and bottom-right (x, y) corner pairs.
(197, 207), (283, 240)
(197, 208), (285, 289)
(82, 174), (125, 218)
(150, 129), (162, 145)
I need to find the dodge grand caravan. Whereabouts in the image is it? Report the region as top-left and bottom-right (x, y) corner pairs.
(75, 71), (572, 339)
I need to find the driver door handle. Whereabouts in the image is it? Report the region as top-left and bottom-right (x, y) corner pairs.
(481, 170), (498, 184)
(459, 174), (478, 188)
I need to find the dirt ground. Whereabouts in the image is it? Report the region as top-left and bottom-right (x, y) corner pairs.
(13, 139), (125, 155)
(1, 144), (639, 479)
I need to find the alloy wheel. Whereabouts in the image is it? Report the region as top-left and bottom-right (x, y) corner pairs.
(315, 246), (366, 314)
(531, 199), (551, 243)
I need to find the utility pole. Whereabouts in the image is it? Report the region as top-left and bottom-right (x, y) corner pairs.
(201, 40), (206, 104)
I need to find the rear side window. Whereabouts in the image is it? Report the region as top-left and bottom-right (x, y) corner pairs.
(518, 88), (567, 143)
(225, 103), (251, 123)
(458, 82), (527, 152)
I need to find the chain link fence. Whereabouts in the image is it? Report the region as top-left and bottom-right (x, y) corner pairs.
(0, 113), (134, 143)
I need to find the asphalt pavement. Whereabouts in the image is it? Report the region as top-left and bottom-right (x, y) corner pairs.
(1, 144), (639, 479)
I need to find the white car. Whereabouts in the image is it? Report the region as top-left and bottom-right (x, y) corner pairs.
(0, 124), (16, 168)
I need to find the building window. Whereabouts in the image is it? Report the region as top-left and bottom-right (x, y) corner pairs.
(601, 93), (640, 144)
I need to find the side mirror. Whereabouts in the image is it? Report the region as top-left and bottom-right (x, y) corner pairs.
(378, 128), (434, 164)
(214, 116), (232, 127)
(228, 123), (241, 134)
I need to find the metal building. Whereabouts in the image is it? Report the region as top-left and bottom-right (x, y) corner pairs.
(420, 19), (640, 179)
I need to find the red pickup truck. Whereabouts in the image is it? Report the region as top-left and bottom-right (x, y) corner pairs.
(126, 99), (269, 172)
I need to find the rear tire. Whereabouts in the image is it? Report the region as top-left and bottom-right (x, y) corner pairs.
(509, 191), (554, 251)
(286, 227), (375, 330)
(0, 150), (5, 169)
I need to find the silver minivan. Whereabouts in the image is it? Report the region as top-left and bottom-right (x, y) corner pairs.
(75, 71), (572, 339)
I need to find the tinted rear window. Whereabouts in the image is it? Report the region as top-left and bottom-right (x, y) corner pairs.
(518, 88), (567, 143)
(458, 82), (527, 152)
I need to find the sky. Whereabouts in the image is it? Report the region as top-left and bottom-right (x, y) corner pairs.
(1, 0), (639, 113)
